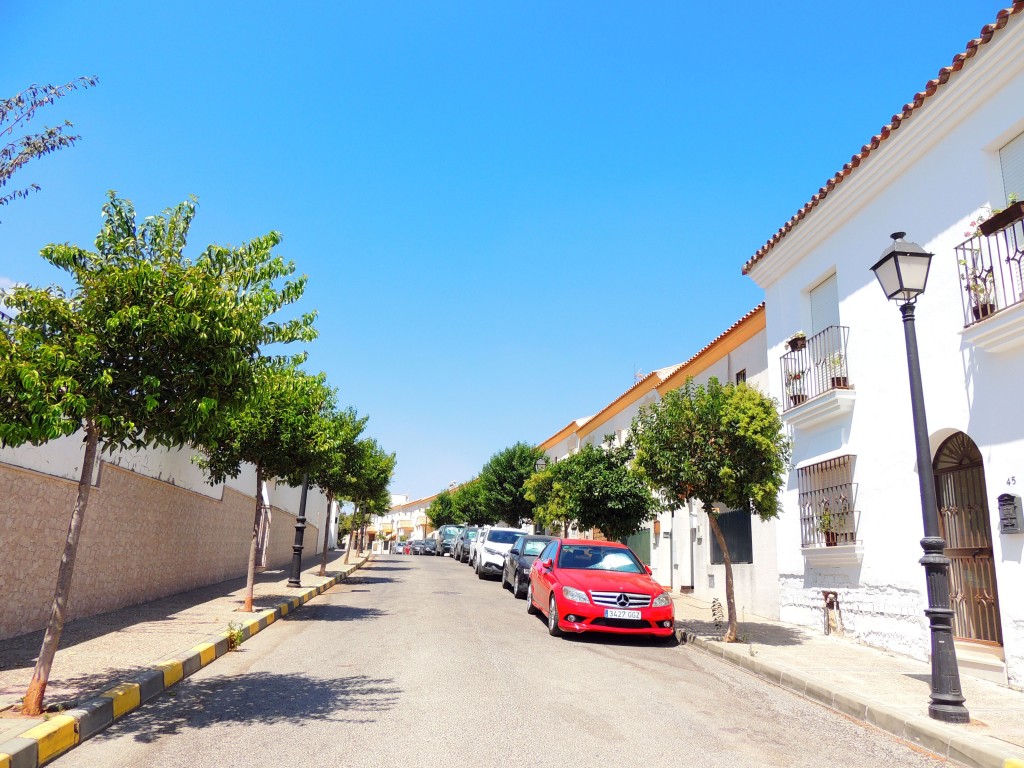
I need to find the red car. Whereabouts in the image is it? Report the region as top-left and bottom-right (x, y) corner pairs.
(527, 539), (675, 639)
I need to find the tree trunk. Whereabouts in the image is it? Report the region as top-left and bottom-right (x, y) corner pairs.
(707, 511), (738, 642)
(23, 421), (100, 716)
(319, 493), (333, 576)
(243, 462), (264, 612)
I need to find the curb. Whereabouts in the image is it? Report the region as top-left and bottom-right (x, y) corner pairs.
(679, 630), (1024, 768)
(0, 554), (372, 768)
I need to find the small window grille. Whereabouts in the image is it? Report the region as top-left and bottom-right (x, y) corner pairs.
(735, 369), (747, 384)
(797, 455), (857, 547)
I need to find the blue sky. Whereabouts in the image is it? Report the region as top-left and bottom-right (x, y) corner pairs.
(0, 2), (1002, 500)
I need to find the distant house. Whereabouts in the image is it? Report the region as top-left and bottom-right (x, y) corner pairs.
(743, 5), (1024, 687)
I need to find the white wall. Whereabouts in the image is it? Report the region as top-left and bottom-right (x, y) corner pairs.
(749, 13), (1024, 685)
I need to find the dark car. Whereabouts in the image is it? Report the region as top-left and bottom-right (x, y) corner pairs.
(502, 535), (556, 598)
(423, 538), (438, 555)
(452, 526), (479, 562)
(409, 539), (424, 555)
(436, 524), (465, 556)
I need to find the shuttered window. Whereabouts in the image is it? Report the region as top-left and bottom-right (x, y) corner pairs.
(809, 274), (840, 335)
(709, 510), (753, 564)
(1000, 130), (1024, 204)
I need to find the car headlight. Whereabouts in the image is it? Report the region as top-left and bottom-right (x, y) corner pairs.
(652, 592), (672, 608)
(562, 586), (590, 604)
(484, 546), (500, 556)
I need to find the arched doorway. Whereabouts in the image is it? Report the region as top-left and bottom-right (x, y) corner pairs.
(933, 432), (1003, 645)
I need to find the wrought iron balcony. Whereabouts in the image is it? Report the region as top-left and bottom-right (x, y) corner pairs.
(780, 325), (851, 412)
(954, 204), (1024, 327)
(798, 455), (858, 548)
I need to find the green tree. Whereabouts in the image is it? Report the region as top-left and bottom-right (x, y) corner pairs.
(524, 461), (574, 536)
(451, 480), (493, 526)
(426, 489), (459, 528)
(478, 442), (547, 526)
(563, 441), (657, 542)
(2, 77), (99, 211)
(342, 438), (396, 561)
(0, 193), (314, 715)
(309, 407), (367, 576)
(201, 365), (334, 612)
(631, 378), (790, 642)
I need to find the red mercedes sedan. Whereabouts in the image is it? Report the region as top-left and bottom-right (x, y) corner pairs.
(527, 539), (675, 639)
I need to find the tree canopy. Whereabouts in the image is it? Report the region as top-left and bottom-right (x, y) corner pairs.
(426, 489), (459, 529)
(478, 442), (547, 526)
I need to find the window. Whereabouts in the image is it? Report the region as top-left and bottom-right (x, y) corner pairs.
(999, 130), (1024, 204)
(797, 455), (857, 547)
(809, 274), (840, 334)
(709, 510), (753, 564)
(735, 369), (747, 384)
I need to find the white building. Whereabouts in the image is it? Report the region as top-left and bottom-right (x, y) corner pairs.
(743, 5), (1024, 687)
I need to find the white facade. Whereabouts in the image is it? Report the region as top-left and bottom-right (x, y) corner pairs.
(746, 10), (1024, 687)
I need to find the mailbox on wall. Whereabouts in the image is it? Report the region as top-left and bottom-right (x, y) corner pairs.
(998, 493), (1023, 534)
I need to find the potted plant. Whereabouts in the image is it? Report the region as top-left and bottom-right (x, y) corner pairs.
(958, 259), (996, 321)
(820, 352), (849, 389)
(978, 193), (1023, 236)
(786, 369), (806, 407)
(788, 331), (807, 352)
(818, 505), (838, 547)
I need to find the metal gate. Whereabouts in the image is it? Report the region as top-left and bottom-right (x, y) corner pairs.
(625, 528), (651, 566)
(933, 433), (1003, 645)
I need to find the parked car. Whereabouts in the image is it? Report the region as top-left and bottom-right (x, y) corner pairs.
(468, 526), (490, 567)
(452, 526), (479, 562)
(436, 524), (465, 556)
(502, 534), (556, 598)
(409, 539), (424, 555)
(423, 538), (438, 555)
(474, 527), (525, 579)
(393, 541), (407, 555)
(526, 539), (675, 640)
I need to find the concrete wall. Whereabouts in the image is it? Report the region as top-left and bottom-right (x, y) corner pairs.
(0, 440), (324, 641)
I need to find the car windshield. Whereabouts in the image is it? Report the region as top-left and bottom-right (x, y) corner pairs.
(557, 545), (644, 573)
(467, 530), (478, 539)
(442, 530), (458, 540)
(487, 530), (521, 545)
(523, 540), (548, 556)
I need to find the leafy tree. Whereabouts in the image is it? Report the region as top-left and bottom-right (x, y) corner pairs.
(562, 441), (657, 542)
(631, 378), (790, 642)
(2, 77), (99, 211)
(426, 489), (459, 529)
(309, 407), (367, 576)
(478, 442), (547, 526)
(451, 480), (492, 526)
(201, 365), (334, 611)
(0, 193), (314, 715)
(342, 438), (396, 561)
(524, 461), (574, 536)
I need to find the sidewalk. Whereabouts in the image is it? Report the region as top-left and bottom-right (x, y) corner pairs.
(0, 549), (370, 767)
(673, 594), (1024, 768)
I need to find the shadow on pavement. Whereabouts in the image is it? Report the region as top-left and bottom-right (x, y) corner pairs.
(94, 673), (401, 743)
(283, 604), (387, 623)
(341, 576), (398, 586)
(677, 619), (805, 647)
(359, 565), (411, 572)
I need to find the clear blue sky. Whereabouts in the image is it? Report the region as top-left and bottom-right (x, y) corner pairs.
(0, 2), (1001, 500)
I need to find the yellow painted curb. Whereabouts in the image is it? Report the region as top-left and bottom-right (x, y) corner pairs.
(20, 714), (78, 763)
(193, 642), (216, 667)
(100, 681), (141, 719)
(280, 603), (289, 616)
(154, 659), (183, 688)
(242, 618), (261, 636)
(0, 752), (12, 768)
(1004, 760), (1024, 768)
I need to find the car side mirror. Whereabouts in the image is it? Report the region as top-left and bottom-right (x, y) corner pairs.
(543, 558), (554, 569)
(645, 565), (653, 575)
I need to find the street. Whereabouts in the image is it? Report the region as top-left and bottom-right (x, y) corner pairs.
(54, 555), (949, 768)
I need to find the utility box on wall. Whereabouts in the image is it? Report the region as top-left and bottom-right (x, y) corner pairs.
(998, 493), (1023, 534)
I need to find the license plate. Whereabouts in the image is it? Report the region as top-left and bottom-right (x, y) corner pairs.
(604, 609), (641, 620)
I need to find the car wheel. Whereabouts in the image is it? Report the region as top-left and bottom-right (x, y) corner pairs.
(513, 573), (523, 599)
(476, 560), (485, 579)
(501, 569), (509, 590)
(548, 596), (562, 637)
(526, 584), (538, 615)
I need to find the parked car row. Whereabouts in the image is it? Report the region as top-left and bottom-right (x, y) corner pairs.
(408, 524), (676, 642)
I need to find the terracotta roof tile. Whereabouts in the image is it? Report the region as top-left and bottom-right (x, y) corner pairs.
(742, 2), (1024, 275)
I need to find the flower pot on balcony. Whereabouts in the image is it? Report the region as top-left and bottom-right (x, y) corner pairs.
(830, 376), (849, 389)
(971, 303), (996, 321)
(978, 201), (1024, 236)
(788, 336), (807, 352)
(824, 531), (838, 547)
(790, 394), (807, 407)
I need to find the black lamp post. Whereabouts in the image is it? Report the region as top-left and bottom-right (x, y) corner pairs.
(870, 232), (969, 724)
(287, 473), (309, 588)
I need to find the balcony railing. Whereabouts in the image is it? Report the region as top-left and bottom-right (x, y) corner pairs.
(780, 325), (851, 412)
(798, 455), (858, 548)
(954, 209), (1024, 327)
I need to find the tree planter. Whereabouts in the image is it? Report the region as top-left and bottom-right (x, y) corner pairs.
(971, 303), (997, 322)
(789, 336), (807, 351)
(790, 394), (807, 407)
(979, 201), (1024, 236)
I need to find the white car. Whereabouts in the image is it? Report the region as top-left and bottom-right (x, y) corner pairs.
(468, 526), (490, 568)
(474, 527), (526, 580)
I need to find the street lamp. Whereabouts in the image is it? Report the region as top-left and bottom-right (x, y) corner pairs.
(870, 232), (969, 724)
(535, 456), (549, 473)
(287, 473), (309, 588)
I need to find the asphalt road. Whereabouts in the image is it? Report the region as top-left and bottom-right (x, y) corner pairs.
(54, 554), (949, 768)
